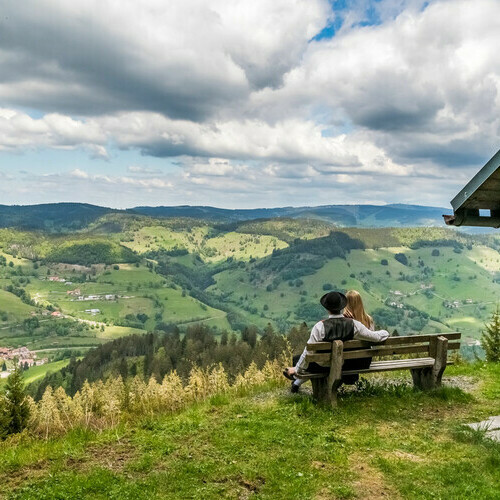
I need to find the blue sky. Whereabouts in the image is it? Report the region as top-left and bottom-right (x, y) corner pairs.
(0, 0), (498, 208)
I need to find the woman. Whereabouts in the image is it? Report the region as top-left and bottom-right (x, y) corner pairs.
(342, 289), (375, 383)
(343, 290), (374, 329)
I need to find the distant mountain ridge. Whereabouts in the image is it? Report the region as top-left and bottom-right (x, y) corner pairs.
(0, 202), (453, 231)
(132, 203), (452, 227)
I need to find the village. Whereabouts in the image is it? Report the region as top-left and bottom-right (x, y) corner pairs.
(0, 346), (48, 378)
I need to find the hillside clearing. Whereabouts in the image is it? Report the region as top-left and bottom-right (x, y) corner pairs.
(1, 363), (499, 499)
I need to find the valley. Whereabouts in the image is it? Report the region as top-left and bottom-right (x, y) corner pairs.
(0, 208), (498, 367)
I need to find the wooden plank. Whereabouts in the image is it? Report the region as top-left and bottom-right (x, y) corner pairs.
(298, 358), (453, 379)
(327, 340), (344, 408)
(306, 352), (332, 364)
(343, 345), (429, 359)
(307, 342), (338, 351)
(342, 358), (435, 375)
(307, 332), (460, 350)
(432, 336), (448, 387)
(343, 332), (461, 349)
(344, 342), (460, 359)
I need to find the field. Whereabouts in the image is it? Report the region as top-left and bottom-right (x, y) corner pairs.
(1, 362), (499, 499)
(209, 244), (500, 340)
(0, 359), (71, 389)
(0, 216), (498, 358)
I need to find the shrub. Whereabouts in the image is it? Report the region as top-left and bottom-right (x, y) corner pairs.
(381, 259), (388, 266)
(481, 307), (500, 362)
(395, 253), (408, 266)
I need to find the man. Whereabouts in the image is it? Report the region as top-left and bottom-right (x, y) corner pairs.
(284, 291), (389, 393)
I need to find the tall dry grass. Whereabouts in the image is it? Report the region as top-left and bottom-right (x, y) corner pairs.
(26, 351), (290, 439)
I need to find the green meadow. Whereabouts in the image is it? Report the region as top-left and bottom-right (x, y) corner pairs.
(1, 363), (499, 499)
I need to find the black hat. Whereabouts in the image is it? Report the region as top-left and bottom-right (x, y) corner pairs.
(320, 291), (347, 312)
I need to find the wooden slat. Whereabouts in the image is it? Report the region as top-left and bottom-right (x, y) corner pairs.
(307, 342), (339, 351)
(343, 332), (461, 349)
(296, 359), (454, 379)
(343, 345), (430, 359)
(307, 333), (461, 351)
(306, 352), (333, 364)
(344, 341), (461, 359)
(342, 358), (435, 375)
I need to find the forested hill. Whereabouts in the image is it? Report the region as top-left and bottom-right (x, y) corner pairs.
(132, 203), (452, 226)
(0, 203), (118, 231)
(0, 202), (454, 232)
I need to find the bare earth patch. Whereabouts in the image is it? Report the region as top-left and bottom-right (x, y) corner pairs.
(0, 461), (49, 497)
(351, 455), (402, 500)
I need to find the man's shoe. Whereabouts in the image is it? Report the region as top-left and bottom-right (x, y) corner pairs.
(290, 382), (299, 393)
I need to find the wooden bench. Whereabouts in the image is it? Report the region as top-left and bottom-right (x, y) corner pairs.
(296, 332), (461, 406)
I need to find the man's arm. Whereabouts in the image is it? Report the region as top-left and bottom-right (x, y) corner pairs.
(352, 319), (389, 342)
(294, 321), (324, 373)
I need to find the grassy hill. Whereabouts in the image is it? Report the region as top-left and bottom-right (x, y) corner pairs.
(1, 362), (499, 499)
(0, 217), (498, 362)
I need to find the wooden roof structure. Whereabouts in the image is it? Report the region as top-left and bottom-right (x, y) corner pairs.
(444, 149), (500, 228)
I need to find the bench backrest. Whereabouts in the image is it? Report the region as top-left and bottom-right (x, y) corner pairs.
(306, 332), (461, 363)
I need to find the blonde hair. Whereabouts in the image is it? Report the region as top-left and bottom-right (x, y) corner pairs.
(345, 290), (373, 329)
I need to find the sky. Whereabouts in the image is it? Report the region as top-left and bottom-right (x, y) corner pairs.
(1, 0), (499, 209)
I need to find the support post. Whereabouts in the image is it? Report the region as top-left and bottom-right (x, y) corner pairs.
(431, 336), (448, 387)
(327, 340), (344, 407)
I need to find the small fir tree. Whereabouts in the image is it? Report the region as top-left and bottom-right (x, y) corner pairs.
(4, 366), (30, 434)
(0, 394), (10, 439)
(481, 306), (500, 363)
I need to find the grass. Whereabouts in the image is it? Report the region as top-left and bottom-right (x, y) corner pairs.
(1, 363), (499, 499)
(0, 360), (71, 389)
(209, 244), (500, 337)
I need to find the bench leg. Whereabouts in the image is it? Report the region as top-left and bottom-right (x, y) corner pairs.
(411, 336), (448, 390)
(311, 378), (329, 403)
(411, 367), (434, 390)
(311, 378), (343, 406)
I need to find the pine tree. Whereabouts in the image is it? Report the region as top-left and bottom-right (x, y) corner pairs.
(0, 394), (9, 439)
(481, 306), (500, 363)
(1, 362), (6, 371)
(4, 366), (30, 434)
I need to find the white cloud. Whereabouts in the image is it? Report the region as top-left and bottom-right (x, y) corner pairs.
(1, 0), (500, 207)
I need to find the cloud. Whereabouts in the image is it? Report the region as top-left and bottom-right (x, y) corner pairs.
(0, 0), (328, 119)
(1, 0), (500, 208)
(260, 0), (500, 167)
(68, 169), (173, 189)
(127, 165), (162, 174)
(0, 108), (108, 158)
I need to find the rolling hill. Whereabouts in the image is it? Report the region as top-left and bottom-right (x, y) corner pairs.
(0, 202), (456, 231)
(0, 214), (498, 366)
